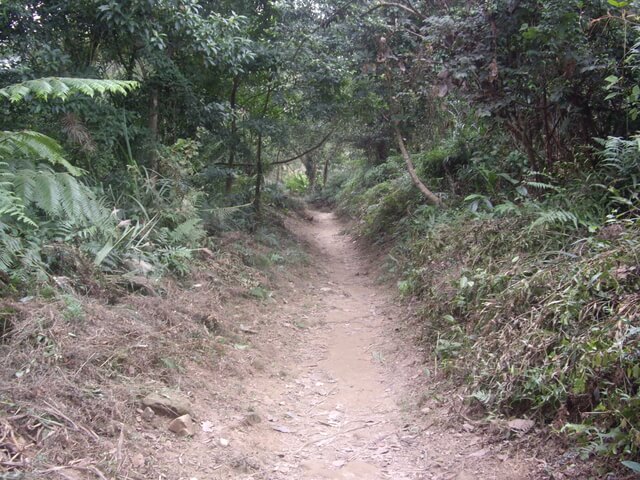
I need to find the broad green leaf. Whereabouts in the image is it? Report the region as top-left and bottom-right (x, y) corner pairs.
(604, 75), (620, 86)
(622, 461), (640, 473)
(608, 0), (630, 7)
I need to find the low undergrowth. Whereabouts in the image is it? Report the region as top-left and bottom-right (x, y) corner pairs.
(328, 147), (640, 474)
(0, 219), (308, 478)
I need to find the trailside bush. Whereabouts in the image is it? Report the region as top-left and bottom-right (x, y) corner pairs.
(284, 172), (310, 194)
(326, 135), (640, 469)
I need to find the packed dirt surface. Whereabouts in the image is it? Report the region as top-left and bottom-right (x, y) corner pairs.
(148, 211), (542, 480)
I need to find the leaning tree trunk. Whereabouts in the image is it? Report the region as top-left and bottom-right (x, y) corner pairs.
(379, 35), (443, 208)
(393, 124), (443, 207)
(378, 37), (444, 207)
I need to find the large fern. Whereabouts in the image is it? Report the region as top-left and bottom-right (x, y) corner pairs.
(8, 163), (107, 224)
(587, 136), (640, 214)
(0, 130), (82, 175)
(0, 77), (138, 102)
(0, 77), (135, 283)
(0, 165), (36, 227)
(204, 202), (253, 229)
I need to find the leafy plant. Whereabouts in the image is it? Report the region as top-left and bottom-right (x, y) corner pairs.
(0, 77), (137, 103)
(0, 77), (137, 285)
(284, 171), (310, 194)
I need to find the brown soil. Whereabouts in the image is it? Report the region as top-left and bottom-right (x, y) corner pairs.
(1, 211), (549, 479)
(146, 211), (541, 479)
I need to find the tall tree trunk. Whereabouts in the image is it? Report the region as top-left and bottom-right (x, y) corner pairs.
(253, 86), (273, 220)
(541, 82), (554, 169)
(254, 131), (264, 218)
(322, 154), (330, 188)
(148, 87), (159, 171)
(393, 124), (443, 207)
(302, 154), (317, 190)
(225, 76), (240, 194)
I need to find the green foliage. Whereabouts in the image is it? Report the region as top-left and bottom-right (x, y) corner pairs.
(9, 165), (108, 224)
(1, 0), (640, 475)
(62, 294), (85, 321)
(0, 130), (82, 176)
(0, 78), (135, 284)
(284, 171), (309, 194)
(529, 208), (580, 230)
(327, 115), (640, 468)
(598, 136), (640, 213)
(0, 78), (138, 103)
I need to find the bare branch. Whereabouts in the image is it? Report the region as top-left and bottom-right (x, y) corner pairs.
(270, 130), (334, 166)
(363, 2), (426, 20)
(213, 130), (334, 168)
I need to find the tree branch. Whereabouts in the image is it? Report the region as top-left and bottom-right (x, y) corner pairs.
(213, 130), (334, 168)
(363, 2), (426, 20)
(269, 130), (334, 166)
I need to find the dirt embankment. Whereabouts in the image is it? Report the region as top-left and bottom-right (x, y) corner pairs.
(1, 211), (548, 479)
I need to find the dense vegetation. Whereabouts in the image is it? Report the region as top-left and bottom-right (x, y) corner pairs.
(1, 0), (640, 473)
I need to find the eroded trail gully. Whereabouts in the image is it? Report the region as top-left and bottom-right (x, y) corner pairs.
(157, 211), (539, 480)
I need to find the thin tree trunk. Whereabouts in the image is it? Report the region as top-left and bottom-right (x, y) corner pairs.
(393, 124), (443, 207)
(323, 142), (340, 188)
(322, 154), (330, 187)
(381, 48), (442, 208)
(541, 82), (554, 169)
(254, 131), (264, 216)
(148, 87), (159, 170)
(225, 76), (240, 194)
(302, 154), (317, 190)
(253, 86), (273, 220)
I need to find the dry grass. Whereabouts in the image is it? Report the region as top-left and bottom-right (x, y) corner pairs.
(0, 227), (301, 479)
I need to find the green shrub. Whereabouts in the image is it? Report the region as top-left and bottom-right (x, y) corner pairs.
(284, 172), (309, 194)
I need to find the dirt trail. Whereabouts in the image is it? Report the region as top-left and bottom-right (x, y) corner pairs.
(251, 210), (417, 479)
(153, 211), (540, 479)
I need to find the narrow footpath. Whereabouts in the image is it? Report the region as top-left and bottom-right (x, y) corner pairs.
(155, 211), (540, 479)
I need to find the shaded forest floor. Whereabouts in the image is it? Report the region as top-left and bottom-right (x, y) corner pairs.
(2, 210), (582, 479)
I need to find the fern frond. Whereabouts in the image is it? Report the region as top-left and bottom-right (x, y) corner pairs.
(524, 181), (560, 192)
(0, 179), (36, 227)
(0, 226), (21, 273)
(206, 202), (252, 225)
(600, 136), (640, 175)
(493, 201), (520, 217)
(0, 77), (138, 103)
(169, 217), (206, 247)
(529, 208), (579, 230)
(0, 130), (82, 176)
(11, 166), (109, 226)
(17, 241), (48, 282)
(33, 169), (63, 217)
